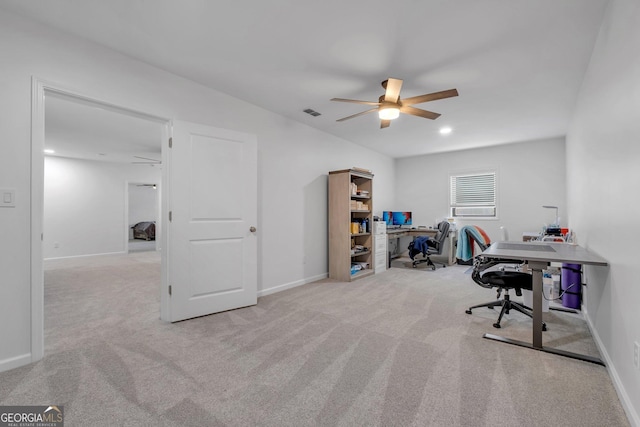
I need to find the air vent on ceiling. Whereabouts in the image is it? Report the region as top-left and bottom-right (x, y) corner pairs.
(303, 108), (321, 117)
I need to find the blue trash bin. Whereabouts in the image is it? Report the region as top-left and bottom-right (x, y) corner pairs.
(561, 263), (582, 309)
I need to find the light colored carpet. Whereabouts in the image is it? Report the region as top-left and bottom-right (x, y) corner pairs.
(128, 239), (157, 253)
(0, 252), (630, 426)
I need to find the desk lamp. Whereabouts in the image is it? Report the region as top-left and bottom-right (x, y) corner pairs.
(542, 205), (559, 227)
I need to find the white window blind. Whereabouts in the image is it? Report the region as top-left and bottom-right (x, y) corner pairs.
(450, 172), (496, 217)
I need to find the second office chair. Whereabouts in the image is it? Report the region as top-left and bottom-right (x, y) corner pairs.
(408, 221), (450, 270)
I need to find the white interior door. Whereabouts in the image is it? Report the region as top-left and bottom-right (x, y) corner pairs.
(164, 120), (257, 322)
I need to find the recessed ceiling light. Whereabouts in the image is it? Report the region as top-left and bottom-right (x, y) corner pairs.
(439, 127), (452, 135)
(44, 149), (55, 154)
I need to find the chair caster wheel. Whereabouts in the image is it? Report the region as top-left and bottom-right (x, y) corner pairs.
(542, 323), (547, 331)
(431, 266), (436, 271)
(412, 264), (417, 268)
(493, 323), (501, 329)
(465, 309), (472, 314)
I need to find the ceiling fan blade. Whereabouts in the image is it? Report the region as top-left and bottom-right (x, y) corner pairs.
(330, 98), (381, 106)
(383, 78), (403, 103)
(401, 89), (459, 106)
(400, 106), (441, 120)
(336, 108), (379, 122)
(380, 120), (391, 129)
(134, 155), (161, 162)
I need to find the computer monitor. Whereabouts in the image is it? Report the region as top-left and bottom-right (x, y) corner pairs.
(382, 211), (393, 226)
(392, 211), (412, 226)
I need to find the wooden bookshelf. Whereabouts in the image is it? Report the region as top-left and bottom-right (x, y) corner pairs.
(328, 168), (374, 281)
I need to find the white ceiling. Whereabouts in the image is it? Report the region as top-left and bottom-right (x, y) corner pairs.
(2, 0), (610, 159)
(44, 91), (164, 164)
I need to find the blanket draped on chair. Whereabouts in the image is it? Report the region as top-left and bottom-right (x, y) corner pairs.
(408, 236), (434, 260)
(456, 225), (491, 261)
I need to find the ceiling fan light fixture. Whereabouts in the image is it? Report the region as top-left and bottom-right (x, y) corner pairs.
(378, 107), (400, 120)
(331, 78), (458, 126)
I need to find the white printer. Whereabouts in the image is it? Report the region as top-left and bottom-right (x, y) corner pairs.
(373, 220), (387, 235)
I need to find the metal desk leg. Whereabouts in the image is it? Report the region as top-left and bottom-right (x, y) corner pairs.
(529, 261), (547, 349)
(483, 259), (605, 366)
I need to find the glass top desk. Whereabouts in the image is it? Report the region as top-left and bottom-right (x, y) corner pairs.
(480, 241), (608, 365)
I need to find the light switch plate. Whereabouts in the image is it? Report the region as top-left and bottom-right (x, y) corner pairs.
(0, 189), (16, 208)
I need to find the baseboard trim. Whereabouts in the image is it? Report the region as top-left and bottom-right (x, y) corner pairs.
(44, 251), (127, 261)
(584, 308), (640, 427)
(258, 273), (328, 297)
(0, 353), (32, 373)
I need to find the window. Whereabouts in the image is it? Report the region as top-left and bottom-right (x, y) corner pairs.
(450, 171), (496, 218)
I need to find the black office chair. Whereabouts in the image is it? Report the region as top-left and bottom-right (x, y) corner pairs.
(408, 221), (450, 270)
(465, 255), (547, 330)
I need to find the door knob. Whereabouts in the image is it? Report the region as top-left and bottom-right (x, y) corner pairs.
(250, 226), (256, 232)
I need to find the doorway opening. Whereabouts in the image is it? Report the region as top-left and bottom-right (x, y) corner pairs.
(32, 79), (169, 361)
(127, 182), (160, 253)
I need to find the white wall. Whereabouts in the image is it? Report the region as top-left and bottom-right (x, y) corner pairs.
(0, 11), (395, 370)
(43, 157), (160, 259)
(566, 0), (640, 424)
(257, 128), (395, 295)
(394, 137), (566, 243)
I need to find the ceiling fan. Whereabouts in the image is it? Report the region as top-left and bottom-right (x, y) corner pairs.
(132, 155), (161, 165)
(331, 78), (458, 129)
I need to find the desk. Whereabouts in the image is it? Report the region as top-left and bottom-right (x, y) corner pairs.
(387, 228), (457, 266)
(481, 241), (608, 365)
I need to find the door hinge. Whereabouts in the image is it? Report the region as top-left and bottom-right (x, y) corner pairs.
(169, 137), (172, 148)
(169, 211), (172, 222)
(168, 285), (172, 296)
